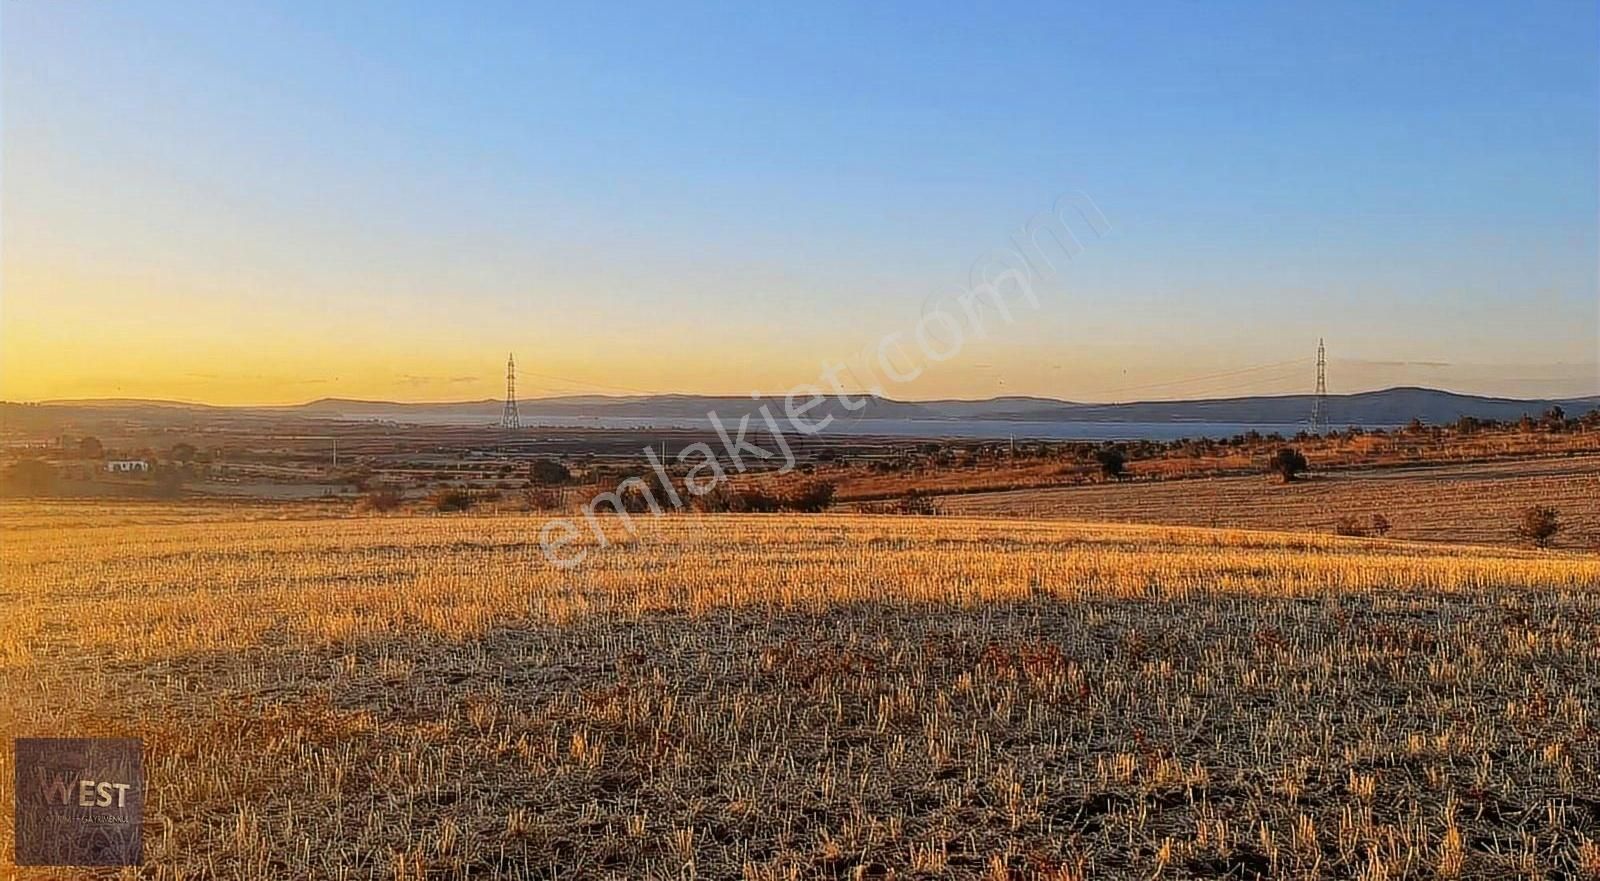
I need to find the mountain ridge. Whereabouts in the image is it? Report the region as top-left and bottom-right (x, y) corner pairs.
(17, 386), (1599, 426)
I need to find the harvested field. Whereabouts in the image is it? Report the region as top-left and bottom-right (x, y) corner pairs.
(935, 456), (1600, 549)
(3, 503), (1600, 878)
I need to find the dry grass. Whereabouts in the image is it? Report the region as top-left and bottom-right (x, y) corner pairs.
(935, 456), (1600, 549)
(806, 430), (1600, 503)
(3, 501), (1599, 879)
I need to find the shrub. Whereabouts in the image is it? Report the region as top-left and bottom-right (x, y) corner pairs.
(1370, 513), (1392, 537)
(692, 484), (740, 513)
(1268, 447), (1308, 482)
(890, 490), (941, 516)
(1515, 505), (1560, 548)
(690, 481), (835, 514)
(786, 481), (837, 513)
(529, 458), (571, 486)
(735, 487), (784, 513)
(859, 491), (942, 516)
(524, 487), (566, 511)
(1095, 447), (1127, 480)
(1333, 515), (1369, 537)
(618, 484), (660, 513)
(431, 488), (476, 512)
(358, 489), (405, 513)
(690, 484), (778, 513)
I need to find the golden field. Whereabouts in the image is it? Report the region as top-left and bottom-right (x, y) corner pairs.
(3, 502), (1600, 879)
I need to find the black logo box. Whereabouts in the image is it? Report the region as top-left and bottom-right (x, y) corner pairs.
(13, 737), (144, 867)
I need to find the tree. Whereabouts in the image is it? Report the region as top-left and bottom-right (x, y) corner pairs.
(169, 442), (198, 463)
(1095, 447), (1127, 480)
(1268, 447), (1309, 482)
(1370, 513), (1392, 537)
(528, 458), (571, 486)
(1515, 505), (1560, 549)
(431, 489), (476, 512)
(79, 436), (104, 459)
(786, 480), (836, 513)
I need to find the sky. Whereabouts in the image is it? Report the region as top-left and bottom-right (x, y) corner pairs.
(2, 1), (1597, 404)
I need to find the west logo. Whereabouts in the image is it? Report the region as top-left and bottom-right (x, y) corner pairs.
(34, 769), (135, 807)
(13, 738), (144, 866)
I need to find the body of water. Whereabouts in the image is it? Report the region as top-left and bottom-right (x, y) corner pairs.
(339, 412), (1385, 441)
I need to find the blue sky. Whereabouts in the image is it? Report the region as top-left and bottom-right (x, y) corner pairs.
(3, 1), (1596, 402)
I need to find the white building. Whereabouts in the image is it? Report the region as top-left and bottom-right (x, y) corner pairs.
(106, 460), (149, 473)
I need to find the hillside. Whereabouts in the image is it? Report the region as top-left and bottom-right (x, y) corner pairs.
(291, 387), (1597, 425)
(1006, 387), (1599, 425)
(14, 386), (1595, 429)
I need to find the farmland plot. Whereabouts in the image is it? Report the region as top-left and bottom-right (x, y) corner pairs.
(3, 502), (1599, 879)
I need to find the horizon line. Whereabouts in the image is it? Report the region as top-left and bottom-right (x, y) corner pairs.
(10, 383), (1600, 411)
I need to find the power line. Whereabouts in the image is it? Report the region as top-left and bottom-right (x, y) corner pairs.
(1089, 356), (1316, 399)
(516, 368), (658, 396)
(1161, 369), (1314, 399)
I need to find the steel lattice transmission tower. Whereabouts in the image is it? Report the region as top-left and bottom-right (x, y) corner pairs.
(501, 353), (520, 430)
(1310, 338), (1328, 434)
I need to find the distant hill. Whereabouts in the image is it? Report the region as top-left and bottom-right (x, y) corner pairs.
(292, 394), (938, 422)
(37, 397), (226, 410)
(12, 387), (1598, 429)
(997, 387), (1600, 425)
(288, 387), (1598, 425)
